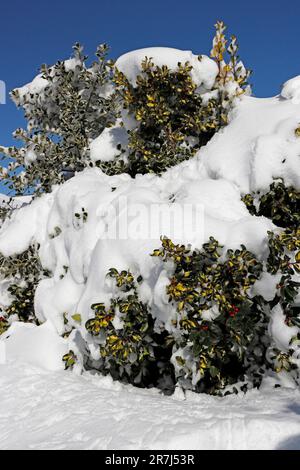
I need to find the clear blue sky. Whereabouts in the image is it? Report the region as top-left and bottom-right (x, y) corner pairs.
(0, 0), (299, 149)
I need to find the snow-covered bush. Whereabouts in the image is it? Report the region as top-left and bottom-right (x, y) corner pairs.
(0, 21), (299, 398)
(0, 43), (117, 195)
(61, 229), (299, 395)
(266, 228), (300, 380)
(0, 21), (251, 192)
(72, 268), (173, 389)
(85, 269), (155, 383)
(113, 59), (217, 175)
(0, 245), (50, 328)
(0, 197), (13, 226)
(210, 21), (251, 104)
(107, 22), (251, 176)
(152, 237), (268, 394)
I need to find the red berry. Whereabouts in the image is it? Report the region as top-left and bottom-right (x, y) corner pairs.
(229, 305), (239, 317)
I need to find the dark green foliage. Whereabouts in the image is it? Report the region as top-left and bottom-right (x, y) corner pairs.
(267, 228), (300, 327)
(242, 181), (300, 377)
(266, 227), (300, 376)
(242, 181), (300, 228)
(1, 22), (251, 193)
(106, 21), (251, 177)
(86, 269), (161, 386)
(5, 284), (36, 322)
(0, 245), (50, 325)
(0, 245), (45, 281)
(69, 229), (299, 395)
(114, 59), (223, 176)
(267, 228), (300, 275)
(152, 237), (268, 394)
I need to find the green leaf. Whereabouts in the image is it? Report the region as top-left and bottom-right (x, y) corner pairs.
(210, 366), (219, 378)
(72, 313), (82, 323)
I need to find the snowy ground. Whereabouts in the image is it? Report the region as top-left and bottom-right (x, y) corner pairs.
(1, 361), (300, 450)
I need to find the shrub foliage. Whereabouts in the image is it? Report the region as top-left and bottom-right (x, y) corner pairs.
(0, 44), (117, 195)
(111, 21), (251, 177)
(0, 245), (50, 329)
(84, 269), (158, 386)
(114, 59), (218, 176)
(242, 180), (300, 228)
(152, 237), (268, 394)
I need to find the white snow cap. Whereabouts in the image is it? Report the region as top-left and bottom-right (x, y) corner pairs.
(12, 74), (48, 104)
(89, 122), (128, 162)
(281, 75), (300, 103)
(115, 47), (218, 90)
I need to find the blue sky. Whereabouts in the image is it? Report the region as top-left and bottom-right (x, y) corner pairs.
(0, 0), (299, 149)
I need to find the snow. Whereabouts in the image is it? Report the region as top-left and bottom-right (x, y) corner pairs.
(1, 321), (67, 371)
(0, 165), (275, 344)
(0, 193), (52, 256)
(251, 271), (281, 302)
(0, 194), (32, 209)
(64, 57), (82, 72)
(115, 47), (218, 91)
(0, 358), (300, 449)
(12, 74), (48, 104)
(200, 95), (300, 193)
(24, 147), (38, 166)
(281, 75), (300, 103)
(269, 304), (299, 352)
(89, 122), (128, 162)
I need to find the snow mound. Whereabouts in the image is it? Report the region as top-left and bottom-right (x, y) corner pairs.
(89, 121), (128, 162)
(0, 164), (274, 342)
(200, 95), (300, 193)
(281, 75), (300, 103)
(1, 321), (67, 371)
(115, 47), (218, 90)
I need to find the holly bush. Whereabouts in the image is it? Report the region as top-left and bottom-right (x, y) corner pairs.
(60, 228), (300, 395)
(242, 180), (300, 229)
(0, 43), (117, 195)
(65, 230), (299, 395)
(211, 21), (251, 105)
(85, 268), (170, 387)
(0, 21), (252, 193)
(109, 21), (251, 177)
(0, 245), (50, 327)
(152, 237), (269, 394)
(113, 59), (218, 176)
(266, 228), (300, 378)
